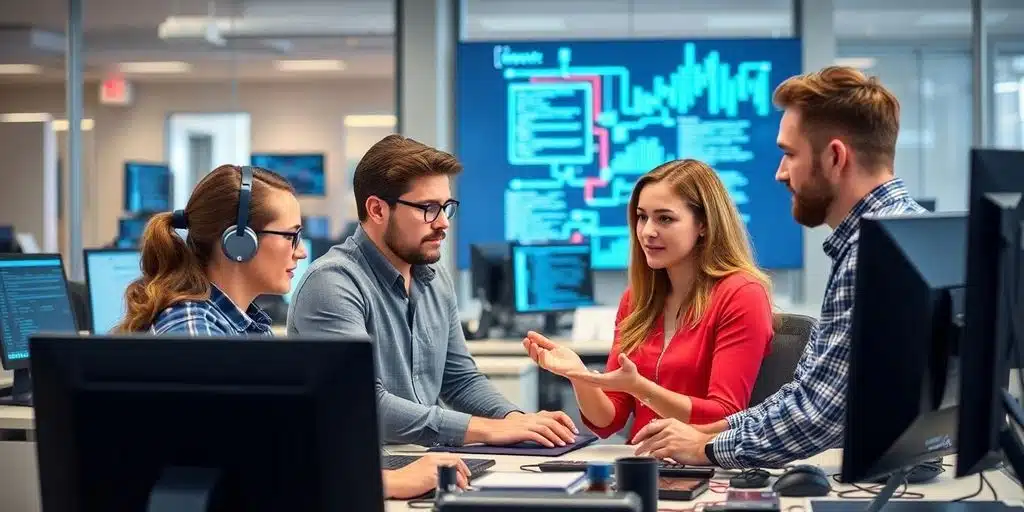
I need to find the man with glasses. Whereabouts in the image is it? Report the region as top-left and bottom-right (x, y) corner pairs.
(288, 134), (578, 448)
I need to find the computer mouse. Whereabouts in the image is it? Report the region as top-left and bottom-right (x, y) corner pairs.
(772, 464), (832, 497)
(730, 468), (770, 488)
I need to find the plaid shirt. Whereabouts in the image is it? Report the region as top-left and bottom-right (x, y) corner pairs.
(149, 284), (273, 336)
(711, 178), (925, 469)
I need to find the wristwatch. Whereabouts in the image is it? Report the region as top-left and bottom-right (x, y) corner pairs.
(703, 442), (719, 466)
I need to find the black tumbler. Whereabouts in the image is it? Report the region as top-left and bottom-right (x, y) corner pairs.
(614, 456), (658, 512)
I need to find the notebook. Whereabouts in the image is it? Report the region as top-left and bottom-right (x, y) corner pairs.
(428, 433), (598, 456)
(471, 471), (589, 494)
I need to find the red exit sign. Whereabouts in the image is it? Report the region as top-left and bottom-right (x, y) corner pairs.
(99, 75), (133, 105)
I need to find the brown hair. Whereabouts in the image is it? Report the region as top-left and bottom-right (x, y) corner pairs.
(115, 165), (294, 332)
(773, 65), (900, 171)
(352, 134), (463, 221)
(618, 159), (772, 355)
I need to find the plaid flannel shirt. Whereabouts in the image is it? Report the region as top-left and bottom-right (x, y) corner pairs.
(149, 284), (273, 336)
(711, 178), (925, 468)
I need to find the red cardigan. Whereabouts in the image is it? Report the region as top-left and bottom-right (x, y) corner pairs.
(581, 273), (774, 440)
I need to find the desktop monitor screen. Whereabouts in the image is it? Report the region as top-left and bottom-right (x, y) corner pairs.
(841, 213), (966, 484)
(957, 148), (1024, 478)
(302, 216), (330, 239)
(123, 162), (171, 213)
(0, 254), (78, 371)
(283, 239), (314, 304)
(470, 243), (511, 306)
(511, 243), (595, 314)
(251, 153), (325, 196)
(29, 334), (383, 512)
(84, 249), (142, 334)
(118, 218), (149, 247)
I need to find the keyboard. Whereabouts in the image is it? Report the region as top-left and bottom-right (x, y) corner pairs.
(382, 454), (496, 477)
(537, 460), (715, 478)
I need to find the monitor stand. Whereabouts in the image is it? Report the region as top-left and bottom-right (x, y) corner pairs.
(147, 466), (222, 512)
(0, 369), (32, 406)
(543, 312), (560, 335)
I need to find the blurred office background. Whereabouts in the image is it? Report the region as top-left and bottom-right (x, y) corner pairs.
(0, 0), (1022, 316)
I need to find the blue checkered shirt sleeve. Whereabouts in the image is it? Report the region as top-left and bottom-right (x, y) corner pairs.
(150, 303), (231, 336)
(712, 249), (857, 468)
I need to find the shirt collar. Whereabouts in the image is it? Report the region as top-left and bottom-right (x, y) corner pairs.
(208, 284), (272, 333)
(823, 177), (912, 260)
(353, 224), (437, 289)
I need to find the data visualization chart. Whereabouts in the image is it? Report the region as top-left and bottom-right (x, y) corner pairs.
(455, 39), (803, 270)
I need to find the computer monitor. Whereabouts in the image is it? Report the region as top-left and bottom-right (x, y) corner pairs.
(302, 216), (330, 239)
(29, 334), (384, 511)
(250, 153), (326, 196)
(511, 242), (596, 314)
(123, 162), (172, 213)
(84, 249), (142, 334)
(470, 243), (511, 306)
(956, 148), (1024, 480)
(0, 225), (17, 253)
(0, 254), (78, 404)
(840, 213), (966, 486)
(283, 238), (314, 304)
(117, 217), (149, 248)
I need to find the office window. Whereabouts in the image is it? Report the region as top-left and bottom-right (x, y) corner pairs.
(835, 0), (974, 212)
(461, 0), (793, 41)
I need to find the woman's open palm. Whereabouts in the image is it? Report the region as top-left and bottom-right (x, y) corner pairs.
(522, 331), (586, 377)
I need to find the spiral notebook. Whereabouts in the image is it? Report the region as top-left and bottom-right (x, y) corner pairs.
(428, 433), (598, 456)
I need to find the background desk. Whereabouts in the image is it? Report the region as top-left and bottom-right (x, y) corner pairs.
(384, 445), (1024, 511)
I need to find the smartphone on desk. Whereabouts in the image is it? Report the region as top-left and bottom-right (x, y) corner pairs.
(657, 477), (709, 501)
(705, 490), (780, 512)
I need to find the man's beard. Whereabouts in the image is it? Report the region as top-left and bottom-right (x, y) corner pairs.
(790, 160), (835, 228)
(383, 217), (445, 265)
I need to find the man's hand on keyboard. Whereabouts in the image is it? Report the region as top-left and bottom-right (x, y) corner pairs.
(466, 410), (579, 447)
(382, 453), (470, 500)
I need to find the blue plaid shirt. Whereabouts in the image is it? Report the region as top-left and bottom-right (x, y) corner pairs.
(149, 285), (273, 336)
(711, 177), (925, 469)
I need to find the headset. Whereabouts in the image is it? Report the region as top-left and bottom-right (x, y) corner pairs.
(221, 166), (260, 263)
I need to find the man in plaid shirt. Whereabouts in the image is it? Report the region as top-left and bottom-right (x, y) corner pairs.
(629, 65), (925, 468)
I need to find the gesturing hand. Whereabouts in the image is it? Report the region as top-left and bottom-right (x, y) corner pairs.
(522, 331), (587, 378)
(564, 353), (644, 394)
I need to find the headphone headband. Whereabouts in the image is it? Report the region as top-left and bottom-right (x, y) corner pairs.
(235, 166), (254, 237)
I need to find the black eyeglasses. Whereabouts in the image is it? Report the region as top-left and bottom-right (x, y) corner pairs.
(394, 199), (460, 223)
(257, 227), (304, 250)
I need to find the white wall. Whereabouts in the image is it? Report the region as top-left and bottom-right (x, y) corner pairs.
(0, 79), (395, 249)
(166, 112), (251, 208)
(0, 119), (58, 252)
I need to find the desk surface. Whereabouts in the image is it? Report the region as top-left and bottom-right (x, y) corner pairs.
(383, 445), (1024, 511)
(468, 338), (611, 357)
(0, 405), (33, 430)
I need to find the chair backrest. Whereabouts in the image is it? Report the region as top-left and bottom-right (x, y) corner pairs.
(66, 280), (91, 332)
(748, 313), (817, 407)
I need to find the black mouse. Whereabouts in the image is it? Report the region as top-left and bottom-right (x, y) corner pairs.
(772, 464), (832, 497)
(730, 468), (770, 488)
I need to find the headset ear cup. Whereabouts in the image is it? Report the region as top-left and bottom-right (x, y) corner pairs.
(221, 225), (259, 262)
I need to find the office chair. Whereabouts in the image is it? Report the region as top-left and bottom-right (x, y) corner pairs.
(66, 280), (91, 333)
(748, 313), (816, 407)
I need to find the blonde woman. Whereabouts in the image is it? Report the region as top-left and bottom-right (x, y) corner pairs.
(523, 159), (774, 441)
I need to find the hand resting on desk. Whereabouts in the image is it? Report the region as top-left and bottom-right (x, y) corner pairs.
(383, 453), (470, 500)
(465, 410), (580, 448)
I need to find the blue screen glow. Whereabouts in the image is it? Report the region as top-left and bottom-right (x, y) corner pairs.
(455, 38), (804, 270)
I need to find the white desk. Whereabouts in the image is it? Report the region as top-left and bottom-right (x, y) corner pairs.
(467, 338), (612, 358)
(383, 445), (1024, 511)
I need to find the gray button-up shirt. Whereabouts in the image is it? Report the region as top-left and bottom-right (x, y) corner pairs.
(287, 225), (520, 446)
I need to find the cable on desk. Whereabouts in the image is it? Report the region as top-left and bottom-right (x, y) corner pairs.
(830, 473), (924, 500)
(786, 506), (808, 512)
(405, 497), (435, 510)
(952, 473), (997, 502)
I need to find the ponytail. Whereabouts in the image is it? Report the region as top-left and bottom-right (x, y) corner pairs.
(114, 212), (211, 332)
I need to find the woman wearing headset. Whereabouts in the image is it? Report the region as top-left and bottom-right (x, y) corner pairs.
(115, 164), (468, 499)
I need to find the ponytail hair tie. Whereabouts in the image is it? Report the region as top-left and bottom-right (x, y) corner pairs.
(171, 209), (189, 229)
